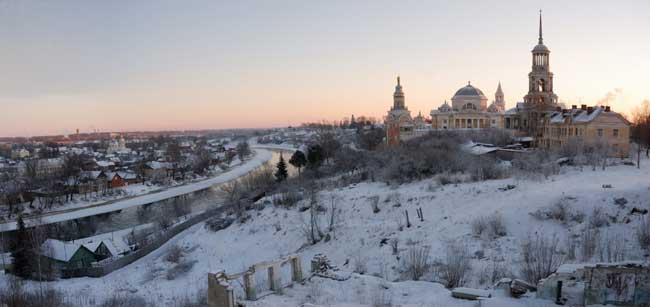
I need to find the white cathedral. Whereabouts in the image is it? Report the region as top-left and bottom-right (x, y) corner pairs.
(386, 11), (555, 146)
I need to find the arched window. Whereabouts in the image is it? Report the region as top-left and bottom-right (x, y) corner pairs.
(538, 79), (545, 92)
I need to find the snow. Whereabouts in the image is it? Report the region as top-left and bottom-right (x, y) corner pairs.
(0, 149), (273, 231)
(2, 156), (649, 306)
(41, 239), (83, 262)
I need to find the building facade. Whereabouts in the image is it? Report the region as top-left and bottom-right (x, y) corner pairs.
(430, 82), (505, 130)
(384, 12), (630, 157)
(542, 105), (631, 157)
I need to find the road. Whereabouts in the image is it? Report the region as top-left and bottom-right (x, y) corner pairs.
(0, 148), (274, 232)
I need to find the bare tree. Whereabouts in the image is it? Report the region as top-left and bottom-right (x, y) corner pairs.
(520, 233), (565, 284)
(632, 100), (650, 167)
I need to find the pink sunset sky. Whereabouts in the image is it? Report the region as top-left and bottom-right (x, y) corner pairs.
(0, 0), (649, 137)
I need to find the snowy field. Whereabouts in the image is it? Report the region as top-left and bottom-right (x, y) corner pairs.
(2, 157), (649, 306)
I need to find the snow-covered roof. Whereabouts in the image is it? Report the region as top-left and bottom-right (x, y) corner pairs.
(462, 142), (497, 155)
(41, 239), (84, 262)
(146, 161), (172, 170)
(96, 160), (115, 168)
(80, 170), (104, 180)
(117, 171), (138, 180)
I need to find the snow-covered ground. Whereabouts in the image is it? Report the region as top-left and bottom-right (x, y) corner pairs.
(0, 149), (272, 231)
(2, 157), (649, 306)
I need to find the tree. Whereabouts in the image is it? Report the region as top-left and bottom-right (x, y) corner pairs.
(358, 127), (385, 151)
(318, 132), (341, 164)
(632, 100), (650, 167)
(11, 216), (32, 278)
(289, 150), (307, 175)
(166, 141), (182, 179)
(236, 141), (251, 161)
(62, 154), (84, 201)
(307, 144), (323, 170)
(274, 154), (288, 183)
(192, 146), (212, 175)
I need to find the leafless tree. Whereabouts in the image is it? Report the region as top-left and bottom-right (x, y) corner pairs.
(632, 100), (650, 167)
(520, 233), (565, 284)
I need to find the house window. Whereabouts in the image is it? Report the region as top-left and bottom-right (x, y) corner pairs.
(613, 129), (619, 137)
(443, 119), (447, 123)
(612, 143), (619, 152)
(597, 129), (603, 137)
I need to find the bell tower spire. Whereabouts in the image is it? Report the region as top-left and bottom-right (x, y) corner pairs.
(538, 10), (543, 44)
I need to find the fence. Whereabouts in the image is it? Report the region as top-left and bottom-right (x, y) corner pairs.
(62, 207), (224, 278)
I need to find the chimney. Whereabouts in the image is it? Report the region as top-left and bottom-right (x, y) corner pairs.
(587, 106), (593, 114)
(572, 105), (577, 110)
(605, 106), (611, 112)
(581, 104), (587, 111)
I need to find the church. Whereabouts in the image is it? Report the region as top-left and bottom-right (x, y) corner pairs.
(384, 12), (631, 157)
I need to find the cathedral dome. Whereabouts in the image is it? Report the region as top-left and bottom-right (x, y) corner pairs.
(453, 83), (486, 98)
(532, 43), (550, 53)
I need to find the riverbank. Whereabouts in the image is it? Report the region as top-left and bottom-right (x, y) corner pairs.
(0, 149), (273, 231)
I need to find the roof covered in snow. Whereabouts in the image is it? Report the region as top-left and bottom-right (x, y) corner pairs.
(41, 239), (84, 262)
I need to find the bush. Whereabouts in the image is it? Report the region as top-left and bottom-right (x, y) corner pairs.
(520, 233), (565, 284)
(402, 245), (431, 281)
(164, 245), (183, 263)
(437, 242), (471, 288)
(588, 207), (609, 228)
(166, 259), (198, 280)
(204, 216), (234, 232)
(579, 228), (599, 261)
(638, 218), (650, 250)
(101, 294), (150, 307)
(0, 279), (70, 307)
(472, 213), (506, 238)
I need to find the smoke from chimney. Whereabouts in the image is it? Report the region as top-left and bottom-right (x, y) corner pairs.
(597, 88), (623, 107)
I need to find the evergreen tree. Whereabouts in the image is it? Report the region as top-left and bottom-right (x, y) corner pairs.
(12, 215), (32, 278)
(288, 150), (307, 175)
(274, 154), (288, 182)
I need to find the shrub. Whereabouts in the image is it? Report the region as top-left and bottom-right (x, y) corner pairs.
(164, 245), (183, 263)
(166, 259), (198, 280)
(472, 213), (507, 238)
(0, 279), (70, 307)
(204, 216), (234, 232)
(437, 242), (471, 288)
(588, 207), (609, 228)
(579, 228), (599, 261)
(402, 245), (431, 281)
(520, 233), (565, 284)
(598, 231), (627, 262)
(369, 195), (380, 213)
(371, 289), (393, 307)
(101, 294), (150, 307)
(352, 251), (368, 275)
(638, 218), (650, 250)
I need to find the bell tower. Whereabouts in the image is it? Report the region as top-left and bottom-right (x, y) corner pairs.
(522, 11), (558, 139)
(392, 76), (406, 110)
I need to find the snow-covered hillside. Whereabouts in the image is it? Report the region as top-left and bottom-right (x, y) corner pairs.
(3, 158), (649, 306)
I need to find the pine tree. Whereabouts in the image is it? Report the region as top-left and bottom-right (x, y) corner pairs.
(289, 150), (307, 175)
(12, 215), (32, 278)
(275, 154), (288, 183)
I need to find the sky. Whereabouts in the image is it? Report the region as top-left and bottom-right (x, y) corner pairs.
(0, 0), (649, 137)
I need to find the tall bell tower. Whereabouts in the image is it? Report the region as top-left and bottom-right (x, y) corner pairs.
(522, 11), (558, 139)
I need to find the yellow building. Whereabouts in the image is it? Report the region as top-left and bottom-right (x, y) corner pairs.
(542, 105), (631, 157)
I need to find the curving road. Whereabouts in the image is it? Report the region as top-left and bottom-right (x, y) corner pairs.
(0, 148), (274, 232)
